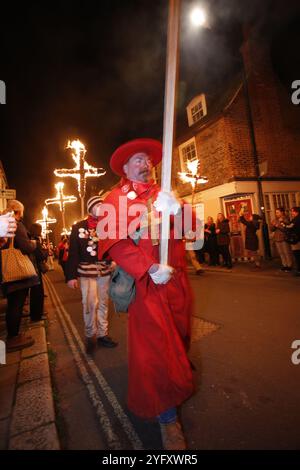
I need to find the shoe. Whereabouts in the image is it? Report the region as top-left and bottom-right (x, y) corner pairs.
(160, 421), (187, 450)
(85, 337), (96, 355)
(6, 334), (34, 352)
(97, 335), (118, 348)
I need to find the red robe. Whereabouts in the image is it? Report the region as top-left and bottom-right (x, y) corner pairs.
(98, 178), (194, 418)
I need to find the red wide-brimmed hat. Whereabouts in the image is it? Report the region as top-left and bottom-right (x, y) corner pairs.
(110, 138), (162, 176)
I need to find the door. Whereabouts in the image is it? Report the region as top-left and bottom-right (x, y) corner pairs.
(224, 198), (253, 259)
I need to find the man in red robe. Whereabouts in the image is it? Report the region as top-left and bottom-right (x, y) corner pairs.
(97, 138), (195, 450)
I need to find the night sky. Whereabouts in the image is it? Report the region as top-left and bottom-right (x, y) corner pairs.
(1, 0), (300, 230)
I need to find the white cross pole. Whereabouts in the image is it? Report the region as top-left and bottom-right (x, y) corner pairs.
(160, 0), (181, 265)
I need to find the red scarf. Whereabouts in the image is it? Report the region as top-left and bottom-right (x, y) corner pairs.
(87, 215), (98, 230)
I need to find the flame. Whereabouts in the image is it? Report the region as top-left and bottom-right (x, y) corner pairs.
(187, 159), (198, 176)
(54, 138), (106, 197)
(45, 182), (77, 211)
(178, 159), (208, 189)
(42, 206), (48, 219)
(36, 206), (57, 238)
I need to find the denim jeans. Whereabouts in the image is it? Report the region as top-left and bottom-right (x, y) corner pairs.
(158, 407), (177, 424)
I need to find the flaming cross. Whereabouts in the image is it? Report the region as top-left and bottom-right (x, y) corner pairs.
(45, 182), (77, 231)
(178, 159), (208, 206)
(36, 206), (57, 240)
(54, 139), (106, 218)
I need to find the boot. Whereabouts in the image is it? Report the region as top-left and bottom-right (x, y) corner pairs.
(160, 420), (187, 450)
(6, 334), (34, 352)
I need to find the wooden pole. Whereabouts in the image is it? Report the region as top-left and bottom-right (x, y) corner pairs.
(61, 210), (66, 233)
(160, 0), (180, 265)
(81, 196), (85, 220)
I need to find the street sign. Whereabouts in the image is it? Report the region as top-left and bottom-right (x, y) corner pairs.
(0, 189), (16, 199)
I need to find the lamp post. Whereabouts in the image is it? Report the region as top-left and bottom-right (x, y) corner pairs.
(189, 7), (271, 259)
(240, 33), (272, 259)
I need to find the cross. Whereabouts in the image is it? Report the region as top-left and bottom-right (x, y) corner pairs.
(54, 139), (106, 218)
(36, 206), (57, 241)
(45, 182), (77, 231)
(178, 159), (208, 206)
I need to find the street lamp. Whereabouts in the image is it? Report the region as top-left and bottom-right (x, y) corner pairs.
(190, 7), (206, 27)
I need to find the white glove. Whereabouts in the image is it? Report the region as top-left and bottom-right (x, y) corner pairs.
(149, 264), (174, 284)
(153, 191), (181, 215)
(0, 212), (17, 238)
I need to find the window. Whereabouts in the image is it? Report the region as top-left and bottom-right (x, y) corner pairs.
(186, 94), (207, 127)
(179, 138), (198, 172)
(264, 192), (297, 225)
(191, 101), (204, 123)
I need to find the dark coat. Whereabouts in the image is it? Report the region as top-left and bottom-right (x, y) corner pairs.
(66, 219), (100, 281)
(1, 219), (40, 295)
(30, 236), (48, 275)
(239, 215), (260, 251)
(216, 219), (231, 246)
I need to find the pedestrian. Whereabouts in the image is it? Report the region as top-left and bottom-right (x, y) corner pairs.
(66, 196), (118, 353)
(186, 243), (204, 275)
(270, 208), (293, 272)
(204, 216), (219, 266)
(1, 200), (39, 352)
(284, 207), (300, 276)
(29, 223), (48, 322)
(97, 138), (195, 450)
(216, 213), (232, 269)
(47, 241), (55, 270)
(239, 208), (262, 268)
(58, 236), (69, 278)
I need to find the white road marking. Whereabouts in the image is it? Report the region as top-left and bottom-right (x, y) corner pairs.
(44, 275), (144, 450)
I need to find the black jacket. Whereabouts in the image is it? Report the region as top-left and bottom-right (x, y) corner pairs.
(216, 219), (231, 246)
(239, 216), (260, 251)
(66, 219), (100, 281)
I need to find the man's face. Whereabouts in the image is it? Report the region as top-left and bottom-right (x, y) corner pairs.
(123, 152), (153, 183)
(92, 202), (102, 217)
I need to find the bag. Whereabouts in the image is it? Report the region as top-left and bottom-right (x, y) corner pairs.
(1, 239), (37, 283)
(108, 230), (142, 313)
(108, 266), (135, 313)
(285, 231), (299, 245)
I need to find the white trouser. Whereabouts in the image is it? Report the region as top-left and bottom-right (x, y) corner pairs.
(80, 276), (110, 339)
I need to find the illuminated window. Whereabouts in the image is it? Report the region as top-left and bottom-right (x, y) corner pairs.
(179, 138), (198, 172)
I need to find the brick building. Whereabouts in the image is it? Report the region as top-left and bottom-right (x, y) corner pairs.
(172, 31), (300, 259)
